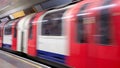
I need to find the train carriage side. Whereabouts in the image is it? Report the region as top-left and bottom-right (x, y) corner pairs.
(87, 0), (120, 68)
(66, 0), (120, 68)
(82, 0), (120, 68)
(36, 5), (74, 64)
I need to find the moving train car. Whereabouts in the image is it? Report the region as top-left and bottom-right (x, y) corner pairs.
(33, 0), (97, 67)
(66, 0), (120, 68)
(28, 0), (120, 68)
(1, 0), (120, 68)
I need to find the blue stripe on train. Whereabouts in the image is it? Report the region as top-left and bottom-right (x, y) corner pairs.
(2, 44), (11, 49)
(37, 50), (66, 64)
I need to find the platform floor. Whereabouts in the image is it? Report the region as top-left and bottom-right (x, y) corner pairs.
(0, 50), (50, 68)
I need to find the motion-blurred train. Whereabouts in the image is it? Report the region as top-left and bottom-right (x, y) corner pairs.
(0, 0), (120, 68)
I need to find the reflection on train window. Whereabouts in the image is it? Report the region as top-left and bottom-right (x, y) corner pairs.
(14, 26), (17, 38)
(28, 17), (35, 39)
(41, 10), (66, 36)
(97, 0), (112, 45)
(76, 3), (89, 43)
(5, 25), (12, 35)
(29, 23), (32, 39)
(97, 11), (111, 45)
(77, 17), (87, 43)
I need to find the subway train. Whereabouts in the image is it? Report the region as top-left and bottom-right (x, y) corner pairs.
(1, 0), (120, 68)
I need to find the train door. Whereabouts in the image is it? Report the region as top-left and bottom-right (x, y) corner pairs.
(12, 19), (21, 51)
(90, 0), (120, 68)
(37, 5), (73, 63)
(79, 0), (120, 68)
(65, 0), (99, 68)
(17, 14), (35, 53)
(22, 14), (35, 54)
(3, 20), (14, 49)
(27, 12), (44, 56)
(83, 0), (102, 68)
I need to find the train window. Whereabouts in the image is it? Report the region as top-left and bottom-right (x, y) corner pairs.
(29, 23), (32, 39)
(28, 17), (35, 39)
(41, 10), (66, 36)
(97, 13), (111, 45)
(97, 0), (112, 45)
(77, 17), (87, 43)
(13, 20), (20, 38)
(76, 3), (89, 43)
(14, 25), (17, 38)
(4, 25), (12, 35)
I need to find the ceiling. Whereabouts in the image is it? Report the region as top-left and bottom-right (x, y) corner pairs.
(0, 0), (45, 18)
